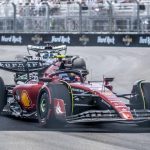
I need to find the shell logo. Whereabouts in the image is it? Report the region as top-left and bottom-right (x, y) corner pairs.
(21, 90), (31, 107)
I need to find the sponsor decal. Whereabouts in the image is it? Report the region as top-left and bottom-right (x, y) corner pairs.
(139, 36), (150, 45)
(97, 36), (115, 45)
(50, 35), (70, 44)
(31, 34), (43, 44)
(29, 72), (38, 81)
(21, 90), (31, 107)
(0, 62), (23, 69)
(0, 61), (42, 71)
(122, 35), (132, 46)
(79, 35), (89, 45)
(17, 72), (38, 81)
(72, 88), (85, 93)
(1, 35), (22, 44)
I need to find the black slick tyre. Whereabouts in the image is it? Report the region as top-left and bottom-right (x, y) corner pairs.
(0, 77), (6, 114)
(37, 89), (50, 127)
(37, 82), (72, 128)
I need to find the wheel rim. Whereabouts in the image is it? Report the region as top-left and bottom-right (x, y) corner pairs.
(40, 98), (46, 113)
(39, 92), (49, 119)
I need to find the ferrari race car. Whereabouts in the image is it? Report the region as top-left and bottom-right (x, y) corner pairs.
(0, 44), (150, 127)
(0, 59), (150, 127)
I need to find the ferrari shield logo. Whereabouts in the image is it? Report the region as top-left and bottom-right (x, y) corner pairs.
(21, 90), (31, 107)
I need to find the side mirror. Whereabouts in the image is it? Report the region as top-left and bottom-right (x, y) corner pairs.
(103, 77), (114, 91)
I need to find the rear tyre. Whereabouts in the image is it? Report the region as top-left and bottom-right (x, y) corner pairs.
(37, 82), (72, 128)
(140, 81), (150, 109)
(130, 81), (150, 127)
(0, 77), (7, 114)
(130, 80), (150, 109)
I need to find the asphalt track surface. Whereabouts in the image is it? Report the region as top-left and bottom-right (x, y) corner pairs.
(0, 46), (150, 150)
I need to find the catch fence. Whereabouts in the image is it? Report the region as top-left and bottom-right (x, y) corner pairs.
(0, 1), (150, 33)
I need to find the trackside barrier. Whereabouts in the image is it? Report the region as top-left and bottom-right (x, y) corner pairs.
(0, 33), (150, 47)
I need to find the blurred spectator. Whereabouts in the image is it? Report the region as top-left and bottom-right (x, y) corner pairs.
(18, 1), (24, 16)
(115, 0), (134, 3)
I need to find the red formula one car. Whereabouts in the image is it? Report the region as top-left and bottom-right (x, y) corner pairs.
(0, 65), (150, 127)
(0, 46), (150, 127)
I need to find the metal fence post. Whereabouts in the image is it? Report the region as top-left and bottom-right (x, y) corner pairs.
(12, 3), (16, 32)
(44, 3), (50, 32)
(77, 2), (82, 33)
(135, 0), (140, 33)
(107, 1), (113, 33)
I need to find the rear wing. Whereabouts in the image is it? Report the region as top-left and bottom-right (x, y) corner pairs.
(27, 45), (67, 54)
(0, 60), (48, 73)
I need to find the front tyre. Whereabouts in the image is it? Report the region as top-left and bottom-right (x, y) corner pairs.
(137, 121), (150, 127)
(0, 77), (7, 114)
(37, 90), (50, 127)
(37, 83), (72, 128)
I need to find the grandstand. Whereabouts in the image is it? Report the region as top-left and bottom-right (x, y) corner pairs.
(0, 0), (150, 33)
